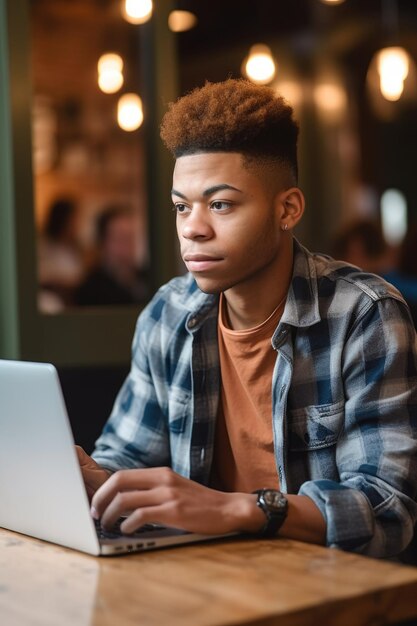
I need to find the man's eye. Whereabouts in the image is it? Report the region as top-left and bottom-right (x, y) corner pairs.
(173, 203), (188, 213)
(210, 201), (231, 211)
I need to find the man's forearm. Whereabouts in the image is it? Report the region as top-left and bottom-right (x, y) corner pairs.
(236, 492), (327, 545)
(89, 465), (327, 542)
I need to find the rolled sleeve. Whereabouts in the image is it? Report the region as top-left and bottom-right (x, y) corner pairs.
(300, 478), (416, 556)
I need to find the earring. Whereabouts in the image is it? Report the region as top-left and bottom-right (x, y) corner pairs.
(282, 223), (288, 231)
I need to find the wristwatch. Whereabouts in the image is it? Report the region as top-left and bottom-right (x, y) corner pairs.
(253, 489), (288, 537)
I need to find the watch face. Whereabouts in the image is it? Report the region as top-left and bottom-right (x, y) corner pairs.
(255, 489), (288, 536)
(263, 490), (287, 511)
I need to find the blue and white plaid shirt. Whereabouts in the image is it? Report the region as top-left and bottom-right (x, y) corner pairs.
(93, 239), (417, 558)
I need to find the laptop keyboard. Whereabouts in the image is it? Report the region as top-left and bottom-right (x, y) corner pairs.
(94, 518), (167, 540)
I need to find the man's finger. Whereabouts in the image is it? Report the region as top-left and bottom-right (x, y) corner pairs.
(97, 486), (166, 529)
(120, 505), (171, 534)
(91, 467), (174, 517)
(75, 445), (87, 463)
(75, 445), (98, 469)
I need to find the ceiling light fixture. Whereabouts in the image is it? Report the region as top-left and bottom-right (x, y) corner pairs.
(117, 93), (144, 131)
(122, 0), (153, 25)
(168, 10), (198, 33)
(377, 46), (409, 101)
(367, 0), (412, 103)
(314, 83), (347, 114)
(243, 44), (276, 85)
(97, 53), (124, 94)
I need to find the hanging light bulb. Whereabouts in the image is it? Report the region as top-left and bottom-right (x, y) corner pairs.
(117, 93), (144, 131)
(122, 0), (153, 25)
(314, 83), (347, 115)
(381, 188), (408, 245)
(97, 53), (124, 94)
(168, 10), (198, 32)
(243, 44), (276, 85)
(377, 47), (409, 101)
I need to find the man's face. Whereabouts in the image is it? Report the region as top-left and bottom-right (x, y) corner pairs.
(102, 215), (137, 270)
(172, 152), (286, 295)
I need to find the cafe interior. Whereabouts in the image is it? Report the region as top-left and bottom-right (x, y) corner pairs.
(2, 0), (416, 448)
(2, 1), (417, 623)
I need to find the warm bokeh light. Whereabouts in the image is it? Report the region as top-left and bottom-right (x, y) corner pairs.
(117, 93), (144, 131)
(243, 44), (276, 85)
(319, 0), (346, 4)
(32, 96), (57, 174)
(275, 81), (303, 109)
(168, 10), (198, 32)
(314, 83), (347, 114)
(377, 47), (409, 101)
(122, 0), (153, 25)
(97, 53), (124, 94)
(381, 188), (407, 245)
(97, 53), (123, 75)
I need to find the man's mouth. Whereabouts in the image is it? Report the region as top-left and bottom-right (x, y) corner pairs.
(183, 254), (223, 272)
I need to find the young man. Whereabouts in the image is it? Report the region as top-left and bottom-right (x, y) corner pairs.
(78, 79), (417, 558)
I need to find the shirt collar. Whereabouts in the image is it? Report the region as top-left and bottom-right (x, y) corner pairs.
(280, 238), (321, 329)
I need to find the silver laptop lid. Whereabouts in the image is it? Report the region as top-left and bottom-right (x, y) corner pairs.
(0, 360), (100, 555)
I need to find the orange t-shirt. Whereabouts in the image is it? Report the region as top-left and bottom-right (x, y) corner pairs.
(211, 294), (283, 493)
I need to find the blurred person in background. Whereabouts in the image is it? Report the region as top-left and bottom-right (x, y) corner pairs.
(38, 197), (84, 312)
(331, 218), (394, 276)
(332, 218), (417, 328)
(75, 205), (149, 306)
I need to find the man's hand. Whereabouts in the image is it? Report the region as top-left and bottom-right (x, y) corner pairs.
(75, 446), (111, 500)
(90, 466), (265, 535)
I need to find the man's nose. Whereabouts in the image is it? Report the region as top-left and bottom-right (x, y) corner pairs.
(180, 207), (214, 240)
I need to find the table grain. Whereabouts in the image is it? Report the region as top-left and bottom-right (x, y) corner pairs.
(1, 528), (417, 626)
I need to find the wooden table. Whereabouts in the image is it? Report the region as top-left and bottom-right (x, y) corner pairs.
(1, 528), (417, 626)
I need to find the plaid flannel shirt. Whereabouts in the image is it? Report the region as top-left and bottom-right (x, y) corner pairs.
(93, 239), (417, 558)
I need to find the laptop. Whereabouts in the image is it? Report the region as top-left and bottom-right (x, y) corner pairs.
(0, 359), (236, 556)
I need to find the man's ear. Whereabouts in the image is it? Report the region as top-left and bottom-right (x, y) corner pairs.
(275, 187), (305, 231)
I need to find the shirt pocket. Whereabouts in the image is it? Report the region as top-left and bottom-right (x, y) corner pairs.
(288, 400), (344, 451)
(168, 391), (191, 434)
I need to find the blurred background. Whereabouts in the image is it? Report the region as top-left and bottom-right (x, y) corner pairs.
(1, 0), (417, 449)
(28, 0), (417, 307)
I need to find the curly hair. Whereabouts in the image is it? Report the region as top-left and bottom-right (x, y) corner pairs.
(160, 79), (299, 182)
